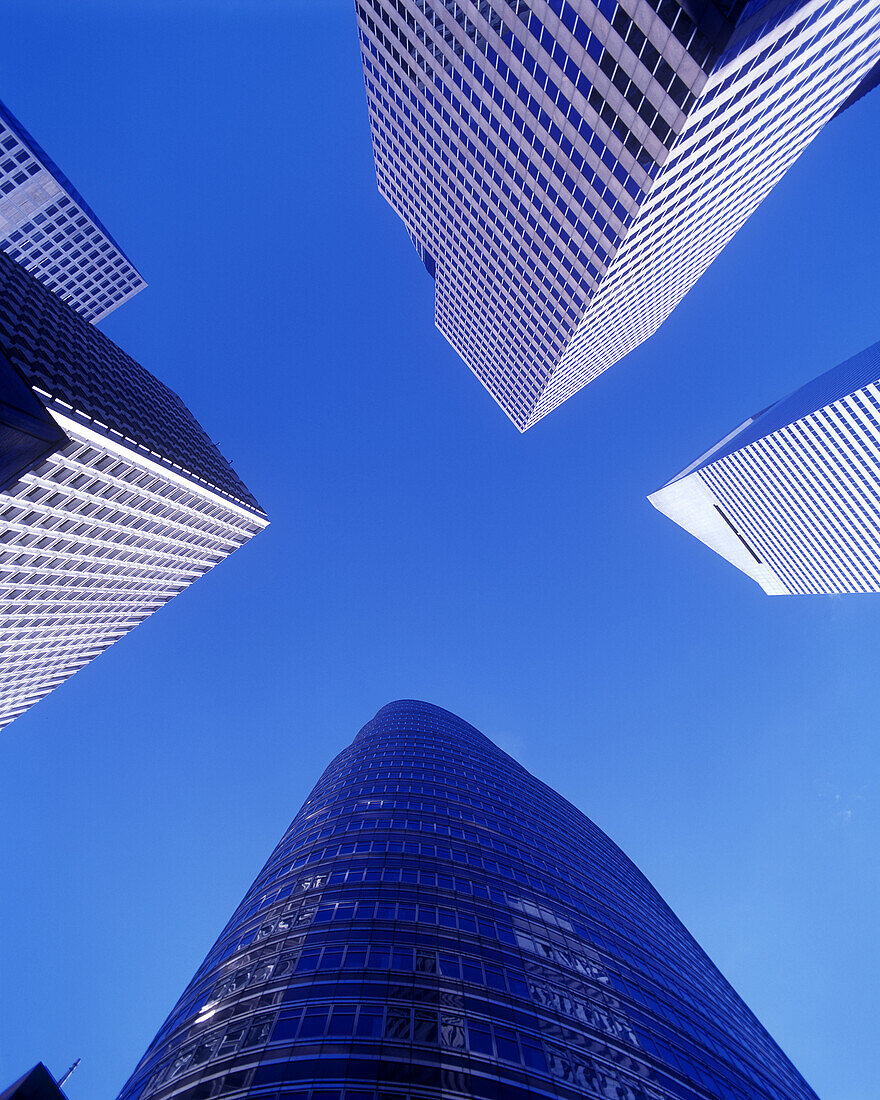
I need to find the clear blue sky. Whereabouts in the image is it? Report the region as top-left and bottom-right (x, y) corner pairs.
(1, 2), (878, 1098)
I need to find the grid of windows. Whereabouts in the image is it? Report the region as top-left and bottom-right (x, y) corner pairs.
(116, 700), (819, 1100)
(356, 0), (719, 429)
(649, 341), (880, 594)
(0, 251), (258, 511)
(0, 424), (265, 728)
(0, 99), (146, 323)
(538, 0), (880, 424)
(355, 0), (880, 429)
(0, 254), (266, 730)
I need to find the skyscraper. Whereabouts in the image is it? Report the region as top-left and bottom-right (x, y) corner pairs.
(355, 0), (880, 429)
(117, 699), (818, 1100)
(649, 340), (880, 595)
(0, 250), (266, 730)
(0, 97), (146, 323)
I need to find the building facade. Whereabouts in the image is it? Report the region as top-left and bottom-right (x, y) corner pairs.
(355, 0), (880, 429)
(0, 98), (146, 323)
(117, 699), (818, 1100)
(649, 340), (880, 595)
(0, 251), (266, 730)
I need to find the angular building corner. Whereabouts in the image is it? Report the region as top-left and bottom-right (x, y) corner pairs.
(0, 250), (267, 731)
(0, 1063), (69, 1100)
(649, 340), (880, 595)
(116, 699), (818, 1100)
(354, 0), (880, 428)
(0, 97), (147, 323)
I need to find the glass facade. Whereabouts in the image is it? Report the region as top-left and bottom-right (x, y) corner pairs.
(0, 250), (258, 510)
(117, 700), (818, 1100)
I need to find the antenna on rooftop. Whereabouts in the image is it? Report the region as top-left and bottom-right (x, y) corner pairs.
(57, 1059), (81, 1088)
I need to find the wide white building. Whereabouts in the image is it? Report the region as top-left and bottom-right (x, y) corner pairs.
(0, 252), (266, 730)
(0, 97), (146, 324)
(355, 0), (880, 429)
(649, 341), (880, 595)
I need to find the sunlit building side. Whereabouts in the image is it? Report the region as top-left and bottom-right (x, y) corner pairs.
(0, 252), (266, 730)
(650, 340), (880, 594)
(355, 0), (880, 428)
(0, 98), (146, 323)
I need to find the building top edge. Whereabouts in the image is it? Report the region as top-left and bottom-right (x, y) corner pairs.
(0, 96), (143, 276)
(355, 700), (494, 744)
(660, 339), (880, 488)
(368, 698), (480, 724)
(0, 250), (264, 514)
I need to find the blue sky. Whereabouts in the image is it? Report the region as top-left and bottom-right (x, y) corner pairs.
(1, 2), (878, 1098)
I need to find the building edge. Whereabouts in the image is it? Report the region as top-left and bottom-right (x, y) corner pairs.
(648, 473), (789, 594)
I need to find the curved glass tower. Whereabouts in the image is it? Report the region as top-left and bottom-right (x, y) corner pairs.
(117, 701), (818, 1100)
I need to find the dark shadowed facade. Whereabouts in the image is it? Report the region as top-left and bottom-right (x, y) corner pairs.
(117, 700), (818, 1100)
(0, 1064), (67, 1100)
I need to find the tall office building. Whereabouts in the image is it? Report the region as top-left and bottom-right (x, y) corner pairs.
(0, 98), (146, 323)
(117, 699), (818, 1100)
(355, 0), (880, 429)
(0, 250), (266, 730)
(650, 340), (880, 595)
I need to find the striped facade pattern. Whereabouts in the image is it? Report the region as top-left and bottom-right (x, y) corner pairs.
(649, 342), (880, 595)
(540, 0), (880, 423)
(700, 382), (880, 594)
(0, 417), (266, 729)
(356, 0), (723, 429)
(356, 0), (880, 429)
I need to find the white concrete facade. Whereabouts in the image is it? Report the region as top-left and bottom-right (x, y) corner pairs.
(0, 408), (267, 730)
(650, 347), (880, 595)
(356, 0), (880, 429)
(649, 471), (789, 594)
(537, 0), (880, 424)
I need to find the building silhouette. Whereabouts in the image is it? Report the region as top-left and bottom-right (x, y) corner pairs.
(0, 251), (266, 730)
(1, 1064), (69, 1100)
(117, 700), (818, 1100)
(0, 98), (146, 323)
(355, 0), (880, 429)
(650, 339), (880, 594)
